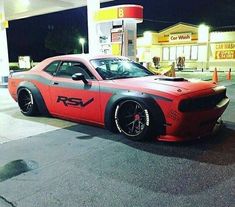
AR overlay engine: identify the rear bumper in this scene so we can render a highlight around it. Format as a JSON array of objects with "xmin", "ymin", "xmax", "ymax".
[{"xmin": 157, "ymin": 97, "xmax": 229, "ymax": 142}]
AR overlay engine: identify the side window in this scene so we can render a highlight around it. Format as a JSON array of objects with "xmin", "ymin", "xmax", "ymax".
[
  {"xmin": 56, "ymin": 61, "xmax": 95, "ymax": 79},
  {"xmin": 44, "ymin": 61, "xmax": 59, "ymax": 75}
]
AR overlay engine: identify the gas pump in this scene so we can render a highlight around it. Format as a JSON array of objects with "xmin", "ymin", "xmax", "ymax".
[
  {"xmin": 94, "ymin": 5, "xmax": 143, "ymax": 60},
  {"xmin": 111, "ymin": 25, "xmax": 123, "ymax": 56}
]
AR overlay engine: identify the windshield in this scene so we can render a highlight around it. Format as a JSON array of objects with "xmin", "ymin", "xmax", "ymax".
[{"xmin": 90, "ymin": 58, "xmax": 154, "ymax": 80}]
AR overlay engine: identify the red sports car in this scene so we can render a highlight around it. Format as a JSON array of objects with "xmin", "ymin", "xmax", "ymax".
[{"xmin": 8, "ymin": 54, "xmax": 229, "ymax": 141}]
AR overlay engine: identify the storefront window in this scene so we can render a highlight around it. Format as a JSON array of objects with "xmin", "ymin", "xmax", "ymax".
[
  {"xmin": 163, "ymin": 45, "xmax": 198, "ymax": 61},
  {"xmin": 191, "ymin": 45, "xmax": 198, "ymax": 60},
  {"xmin": 184, "ymin": 45, "xmax": 191, "ymax": 60},
  {"xmin": 170, "ymin": 47, "xmax": 176, "ymax": 60},
  {"xmin": 163, "ymin": 47, "xmax": 169, "ymax": 60},
  {"xmin": 176, "ymin": 46, "xmax": 184, "ymax": 58}
]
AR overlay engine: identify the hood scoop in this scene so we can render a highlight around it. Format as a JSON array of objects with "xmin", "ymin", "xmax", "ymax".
[{"xmin": 155, "ymin": 77, "xmax": 188, "ymax": 82}]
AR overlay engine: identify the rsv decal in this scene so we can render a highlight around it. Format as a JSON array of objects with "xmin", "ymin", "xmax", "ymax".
[{"xmin": 57, "ymin": 96, "xmax": 94, "ymax": 107}]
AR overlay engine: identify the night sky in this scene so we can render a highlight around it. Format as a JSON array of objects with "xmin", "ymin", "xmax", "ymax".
[{"xmin": 7, "ymin": 0, "xmax": 235, "ymax": 62}]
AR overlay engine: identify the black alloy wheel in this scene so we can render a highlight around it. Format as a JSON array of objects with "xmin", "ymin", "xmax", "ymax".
[
  {"xmin": 115, "ymin": 100, "xmax": 151, "ymax": 141},
  {"xmin": 18, "ymin": 88, "xmax": 38, "ymax": 116}
]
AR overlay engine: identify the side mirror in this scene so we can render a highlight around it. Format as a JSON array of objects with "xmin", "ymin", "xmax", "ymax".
[{"xmin": 72, "ymin": 73, "xmax": 89, "ymax": 85}]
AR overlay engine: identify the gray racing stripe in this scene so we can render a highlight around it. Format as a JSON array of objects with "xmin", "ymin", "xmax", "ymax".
[{"xmin": 13, "ymin": 73, "xmax": 173, "ymax": 102}]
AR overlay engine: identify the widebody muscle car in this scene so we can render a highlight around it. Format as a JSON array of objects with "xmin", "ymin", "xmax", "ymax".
[{"xmin": 8, "ymin": 54, "xmax": 230, "ymax": 141}]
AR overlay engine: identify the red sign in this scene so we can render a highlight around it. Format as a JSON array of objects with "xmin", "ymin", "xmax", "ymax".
[
  {"xmin": 95, "ymin": 5, "xmax": 143, "ymax": 23},
  {"xmin": 117, "ymin": 6, "xmax": 143, "ymax": 20}
]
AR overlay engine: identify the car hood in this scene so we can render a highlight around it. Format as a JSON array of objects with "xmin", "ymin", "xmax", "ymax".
[{"xmin": 111, "ymin": 76, "xmax": 217, "ymax": 96}]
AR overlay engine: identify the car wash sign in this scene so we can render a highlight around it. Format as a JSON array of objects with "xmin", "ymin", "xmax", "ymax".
[
  {"xmin": 169, "ymin": 33, "xmax": 192, "ymax": 42},
  {"xmin": 215, "ymin": 43, "xmax": 235, "ymax": 59}
]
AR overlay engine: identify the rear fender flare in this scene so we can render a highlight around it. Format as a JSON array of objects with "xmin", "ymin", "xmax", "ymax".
[{"xmin": 17, "ymin": 81, "xmax": 50, "ymax": 116}]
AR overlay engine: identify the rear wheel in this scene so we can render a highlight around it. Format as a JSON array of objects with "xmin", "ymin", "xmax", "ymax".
[
  {"xmin": 18, "ymin": 88, "xmax": 38, "ymax": 116},
  {"xmin": 114, "ymin": 100, "xmax": 152, "ymax": 141}
]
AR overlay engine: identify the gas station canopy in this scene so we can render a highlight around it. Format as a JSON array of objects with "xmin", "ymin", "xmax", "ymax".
[{"xmin": 4, "ymin": 0, "xmax": 113, "ymax": 20}]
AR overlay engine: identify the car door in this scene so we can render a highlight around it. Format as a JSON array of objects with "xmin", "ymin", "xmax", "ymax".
[{"xmin": 49, "ymin": 61, "xmax": 102, "ymax": 124}]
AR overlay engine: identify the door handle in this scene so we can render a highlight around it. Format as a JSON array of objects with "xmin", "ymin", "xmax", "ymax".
[{"xmin": 52, "ymin": 82, "xmax": 59, "ymax": 85}]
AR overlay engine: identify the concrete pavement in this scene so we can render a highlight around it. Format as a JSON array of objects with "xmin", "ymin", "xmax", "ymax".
[
  {"xmin": 0, "ymin": 88, "xmax": 76, "ymax": 144},
  {"xmin": 175, "ymin": 69, "xmax": 234, "ymax": 82},
  {"xmin": 0, "ymin": 118, "xmax": 234, "ymax": 207}
]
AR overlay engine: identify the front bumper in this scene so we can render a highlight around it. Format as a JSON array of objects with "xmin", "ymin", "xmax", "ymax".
[{"xmin": 157, "ymin": 97, "xmax": 230, "ymax": 142}]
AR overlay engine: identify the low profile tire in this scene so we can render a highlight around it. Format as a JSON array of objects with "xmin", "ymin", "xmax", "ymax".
[
  {"xmin": 18, "ymin": 88, "xmax": 38, "ymax": 116},
  {"xmin": 114, "ymin": 100, "xmax": 153, "ymax": 141}
]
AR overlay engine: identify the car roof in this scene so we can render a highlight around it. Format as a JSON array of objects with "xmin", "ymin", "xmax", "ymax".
[
  {"xmin": 31, "ymin": 54, "xmax": 131, "ymax": 78},
  {"xmin": 44, "ymin": 54, "xmax": 129, "ymax": 62}
]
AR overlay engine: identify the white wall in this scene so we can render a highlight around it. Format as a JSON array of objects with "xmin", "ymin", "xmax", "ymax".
[
  {"xmin": 210, "ymin": 31, "xmax": 235, "ymax": 43},
  {"xmin": 0, "ymin": 0, "xmax": 9, "ymax": 84}
]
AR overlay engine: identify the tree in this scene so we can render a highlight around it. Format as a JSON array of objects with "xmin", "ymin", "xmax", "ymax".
[{"xmin": 45, "ymin": 25, "xmax": 82, "ymax": 54}]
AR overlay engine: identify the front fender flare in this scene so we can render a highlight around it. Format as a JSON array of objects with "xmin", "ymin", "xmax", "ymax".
[{"xmin": 104, "ymin": 91, "xmax": 165, "ymax": 135}]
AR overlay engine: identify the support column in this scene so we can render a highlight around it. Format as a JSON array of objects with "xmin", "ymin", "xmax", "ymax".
[
  {"xmin": 0, "ymin": 0, "xmax": 9, "ymax": 85},
  {"xmin": 87, "ymin": 0, "xmax": 100, "ymax": 55}
]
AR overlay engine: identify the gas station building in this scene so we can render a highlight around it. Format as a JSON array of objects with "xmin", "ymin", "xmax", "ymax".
[{"xmin": 137, "ymin": 22, "xmax": 235, "ymax": 71}]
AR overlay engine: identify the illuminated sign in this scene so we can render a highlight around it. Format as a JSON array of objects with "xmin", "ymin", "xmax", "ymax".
[
  {"xmin": 169, "ymin": 33, "xmax": 192, "ymax": 42},
  {"xmin": 0, "ymin": 13, "xmax": 9, "ymax": 29},
  {"xmin": 111, "ymin": 28, "xmax": 123, "ymax": 43},
  {"xmin": 215, "ymin": 43, "xmax": 235, "ymax": 59},
  {"xmin": 215, "ymin": 43, "xmax": 235, "ymax": 50},
  {"xmin": 94, "ymin": 5, "xmax": 143, "ymax": 23},
  {"xmin": 215, "ymin": 51, "xmax": 235, "ymax": 59},
  {"xmin": 18, "ymin": 56, "xmax": 31, "ymax": 69}
]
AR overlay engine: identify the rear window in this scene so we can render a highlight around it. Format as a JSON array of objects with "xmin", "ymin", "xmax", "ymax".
[{"xmin": 44, "ymin": 61, "xmax": 60, "ymax": 75}]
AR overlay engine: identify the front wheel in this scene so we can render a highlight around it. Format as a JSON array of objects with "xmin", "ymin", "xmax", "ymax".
[
  {"xmin": 114, "ymin": 100, "xmax": 152, "ymax": 141},
  {"xmin": 18, "ymin": 88, "xmax": 38, "ymax": 116}
]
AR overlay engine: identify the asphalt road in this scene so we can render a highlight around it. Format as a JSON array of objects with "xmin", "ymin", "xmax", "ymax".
[{"xmin": 0, "ymin": 83, "xmax": 234, "ymax": 207}]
